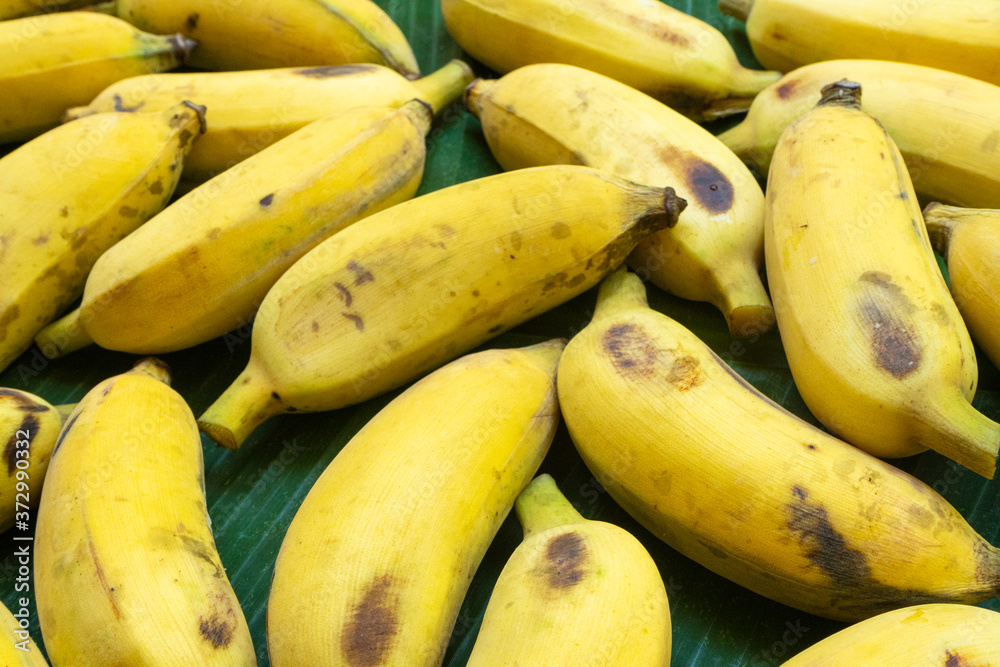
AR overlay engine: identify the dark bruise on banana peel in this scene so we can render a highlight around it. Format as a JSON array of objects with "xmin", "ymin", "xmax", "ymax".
[
  {"xmin": 543, "ymin": 532, "xmax": 588, "ymax": 589},
  {"xmin": 341, "ymin": 574, "xmax": 399, "ymax": 667}
]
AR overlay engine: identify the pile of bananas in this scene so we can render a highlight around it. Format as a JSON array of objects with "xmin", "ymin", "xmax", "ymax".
[{"xmin": 1, "ymin": 0, "xmax": 999, "ymax": 664}]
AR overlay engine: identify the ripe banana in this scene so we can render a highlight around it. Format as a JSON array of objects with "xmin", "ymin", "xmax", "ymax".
[
  {"xmin": 716, "ymin": 59, "xmax": 1000, "ymax": 209},
  {"xmin": 1, "ymin": 0, "xmax": 91, "ymax": 20},
  {"xmin": 466, "ymin": 474, "xmax": 671, "ymax": 666},
  {"xmin": 441, "ymin": 0, "xmax": 781, "ymax": 120},
  {"xmin": 267, "ymin": 341, "xmax": 562, "ymax": 666},
  {"xmin": 720, "ymin": 0, "xmax": 1000, "ymax": 85},
  {"xmin": 764, "ymin": 81, "xmax": 1000, "ymax": 477},
  {"xmin": 115, "ymin": 0, "xmax": 419, "ymax": 75},
  {"xmin": 557, "ymin": 266, "xmax": 1000, "ymax": 621},
  {"xmin": 0, "ymin": 103, "xmax": 204, "ymax": 374},
  {"xmin": 782, "ymin": 603, "xmax": 1000, "ymax": 665},
  {"xmin": 34, "ymin": 101, "xmax": 433, "ymax": 358},
  {"xmin": 925, "ymin": 204, "xmax": 1000, "ymax": 372},
  {"xmin": 197, "ymin": 165, "xmax": 686, "ymax": 449},
  {"xmin": 0, "ymin": 11, "xmax": 194, "ymax": 144},
  {"xmin": 465, "ymin": 63, "xmax": 773, "ymax": 337},
  {"xmin": 35, "ymin": 358, "xmax": 256, "ymax": 665},
  {"xmin": 63, "ymin": 60, "xmax": 472, "ymax": 183},
  {"xmin": 1, "ymin": 597, "xmax": 47, "ymax": 666}
]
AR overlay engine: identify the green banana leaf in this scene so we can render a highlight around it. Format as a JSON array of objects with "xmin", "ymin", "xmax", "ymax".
[{"xmin": 2, "ymin": 1, "xmax": 998, "ymax": 665}]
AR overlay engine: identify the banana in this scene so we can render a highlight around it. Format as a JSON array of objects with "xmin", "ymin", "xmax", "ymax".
[
  {"xmin": 1, "ymin": 0, "xmax": 92, "ymax": 20},
  {"xmin": 782, "ymin": 604, "xmax": 1000, "ymax": 665},
  {"xmin": 0, "ymin": 102, "xmax": 204, "ymax": 374},
  {"xmin": 63, "ymin": 59, "xmax": 473, "ymax": 183},
  {"xmin": 0, "ymin": 599, "xmax": 47, "ymax": 666},
  {"xmin": 466, "ymin": 474, "xmax": 671, "ymax": 666},
  {"xmin": 0, "ymin": 12, "xmax": 194, "ymax": 144},
  {"xmin": 719, "ymin": 0, "xmax": 1000, "ymax": 85},
  {"xmin": 924, "ymin": 204, "xmax": 1000, "ymax": 372},
  {"xmin": 197, "ymin": 165, "xmax": 686, "ymax": 449},
  {"xmin": 716, "ymin": 59, "xmax": 1000, "ymax": 209},
  {"xmin": 557, "ymin": 266, "xmax": 1000, "ymax": 621},
  {"xmin": 465, "ymin": 63, "xmax": 773, "ymax": 338},
  {"xmin": 764, "ymin": 81, "xmax": 1000, "ymax": 476},
  {"xmin": 115, "ymin": 0, "xmax": 419, "ymax": 75},
  {"xmin": 267, "ymin": 340, "xmax": 562, "ymax": 666},
  {"xmin": 441, "ymin": 0, "xmax": 780, "ymax": 120},
  {"xmin": 35, "ymin": 358, "xmax": 256, "ymax": 665},
  {"xmin": 34, "ymin": 100, "xmax": 434, "ymax": 358}
]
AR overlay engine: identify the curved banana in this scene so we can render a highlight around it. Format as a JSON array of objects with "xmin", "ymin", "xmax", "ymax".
[
  {"xmin": 267, "ymin": 341, "xmax": 562, "ymax": 666},
  {"xmin": 465, "ymin": 63, "xmax": 772, "ymax": 337},
  {"xmin": 35, "ymin": 358, "xmax": 256, "ymax": 665},
  {"xmin": 557, "ymin": 267, "xmax": 1000, "ymax": 621},
  {"xmin": 0, "ymin": 103, "xmax": 204, "ymax": 374},
  {"xmin": 764, "ymin": 81, "xmax": 1000, "ymax": 476},
  {"xmin": 720, "ymin": 0, "xmax": 1000, "ymax": 85},
  {"xmin": 783, "ymin": 604, "xmax": 1000, "ymax": 665},
  {"xmin": 0, "ymin": 0, "xmax": 92, "ymax": 20},
  {"xmin": 924, "ymin": 204, "xmax": 1000, "ymax": 372},
  {"xmin": 441, "ymin": 0, "xmax": 780, "ymax": 120},
  {"xmin": 467, "ymin": 474, "xmax": 671, "ymax": 666},
  {"xmin": 115, "ymin": 0, "xmax": 418, "ymax": 75},
  {"xmin": 0, "ymin": 11, "xmax": 194, "ymax": 144},
  {"xmin": 63, "ymin": 60, "xmax": 472, "ymax": 182},
  {"xmin": 34, "ymin": 101, "xmax": 433, "ymax": 358},
  {"xmin": 197, "ymin": 165, "xmax": 686, "ymax": 449},
  {"xmin": 716, "ymin": 59, "xmax": 1000, "ymax": 209},
  {"xmin": 0, "ymin": 590, "xmax": 47, "ymax": 666}
]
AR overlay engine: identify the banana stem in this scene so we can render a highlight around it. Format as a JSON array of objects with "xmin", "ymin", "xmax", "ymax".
[
  {"xmin": 726, "ymin": 67, "xmax": 783, "ymax": 100},
  {"xmin": 197, "ymin": 362, "xmax": 284, "ymax": 450},
  {"xmin": 593, "ymin": 266, "xmax": 650, "ymax": 320},
  {"xmin": 462, "ymin": 78, "xmax": 494, "ymax": 116},
  {"xmin": 515, "ymin": 474, "xmax": 586, "ymax": 538},
  {"xmin": 718, "ymin": 0, "xmax": 753, "ymax": 22},
  {"xmin": 712, "ymin": 262, "xmax": 776, "ymax": 338},
  {"xmin": 412, "ymin": 59, "xmax": 475, "ymax": 114},
  {"xmin": 128, "ymin": 357, "xmax": 172, "ymax": 385},
  {"xmin": 923, "ymin": 203, "xmax": 975, "ymax": 257},
  {"xmin": 716, "ymin": 121, "xmax": 770, "ymax": 174},
  {"xmin": 34, "ymin": 308, "xmax": 94, "ymax": 359},
  {"xmin": 917, "ymin": 390, "xmax": 1000, "ymax": 479}
]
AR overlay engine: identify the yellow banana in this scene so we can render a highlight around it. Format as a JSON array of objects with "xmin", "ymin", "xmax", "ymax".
[
  {"xmin": 716, "ymin": 59, "xmax": 1000, "ymax": 209},
  {"xmin": 764, "ymin": 81, "xmax": 1000, "ymax": 477},
  {"xmin": 0, "ymin": 103, "xmax": 204, "ymax": 374},
  {"xmin": 783, "ymin": 604, "xmax": 1000, "ymax": 665},
  {"xmin": 63, "ymin": 60, "xmax": 473, "ymax": 183},
  {"xmin": 924, "ymin": 204, "xmax": 1000, "ymax": 372},
  {"xmin": 557, "ymin": 266, "xmax": 1000, "ymax": 621},
  {"xmin": 0, "ymin": 11, "xmax": 194, "ymax": 144},
  {"xmin": 0, "ymin": 591, "xmax": 47, "ymax": 666},
  {"xmin": 465, "ymin": 63, "xmax": 773, "ymax": 337},
  {"xmin": 466, "ymin": 474, "xmax": 671, "ymax": 667},
  {"xmin": 441, "ymin": 0, "xmax": 780, "ymax": 120},
  {"xmin": 720, "ymin": 0, "xmax": 1000, "ymax": 85},
  {"xmin": 35, "ymin": 358, "xmax": 256, "ymax": 666},
  {"xmin": 0, "ymin": 0, "xmax": 92, "ymax": 20},
  {"xmin": 34, "ymin": 101, "xmax": 433, "ymax": 358},
  {"xmin": 115, "ymin": 0, "xmax": 418, "ymax": 75},
  {"xmin": 267, "ymin": 341, "xmax": 562, "ymax": 666}
]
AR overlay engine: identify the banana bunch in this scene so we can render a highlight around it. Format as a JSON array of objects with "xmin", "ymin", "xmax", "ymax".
[
  {"xmin": 0, "ymin": 0, "xmax": 90, "ymax": 20},
  {"xmin": 0, "ymin": 599, "xmax": 47, "ymax": 666},
  {"xmin": 765, "ymin": 81, "xmax": 1000, "ymax": 477},
  {"xmin": 197, "ymin": 165, "xmax": 686, "ymax": 449},
  {"xmin": 34, "ymin": 100, "xmax": 434, "ymax": 358},
  {"xmin": 35, "ymin": 358, "xmax": 256, "ymax": 666},
  {"xmin": 442, "ymin": 0, "xmax": 780, "ymax": 119},
  {"xmin": 64, "ymin": 59, "xmax": 472, "ymax": 182},
  {"xmin": 720, "ymin": 0, "xmax": 1000, "ymax": 85},
  {"xmin": 267, "ymin": 341, "xmax": 562, "ymax": 666},
  {"xmin": 0, "ymin": 103, "xmax": 204, "ymax": 374},
  {"xmin": 717, "ymin": 59, "xmax": 1000, "ymax": 208},
  {"xmin": 465, "ymin": 63, "xmax": 773, "ymax": 337},
  {"xmin": 0, "ymin": 11, "xmax": 194, "ymax": 144},
  {"xmin": 466, "ymin": 474, "xmax": 671, "ymax": 666},
  {"xmin": 557, "ymin": 267, "xmax": 1000, "ymax": 621}
]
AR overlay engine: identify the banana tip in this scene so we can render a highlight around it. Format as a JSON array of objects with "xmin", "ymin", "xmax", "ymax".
[
  {"xmin": 664, "ymin": 187, "xmax": 688, "ymax": 227},
  {"xmin": 181, "ymin": 100, "xmax": 208, "ymax": 134},
  {"xmin": 728, "ymin": 305, "xmax": 777, "ymax": 338},
  {"xmin": 197, "ymin": 420, "xmax": 239, "ymax": 450},
  {"xmin": 170, "ymin": 33, "xmax": 199, "ymax": 62}
]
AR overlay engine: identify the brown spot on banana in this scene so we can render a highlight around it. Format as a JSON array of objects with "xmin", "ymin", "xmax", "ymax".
[
  {"xmin": 341, "ymin": 575, "xmax": 399, "ymax": 666},
  {"xmin": 119, "ymin": 206, "xmax": 139, "ymax": 218},
  {"xmin": 59, "ymin": 207, "xmax": 69, "ymax": 217},
  {"xmin": 4, "ymin": 415, "xmax": 38, "ymax": 475},
  {"xmin": 666, "ymin": 354, "xmax": 703, "ymax": 391},
  {"xmin": 0, "ymin": 304, "xmax": 20, "ymax": 343},
  {"xmin": 185, "ymin": 12, "xmax": 199, "ymax": 30},
  {"xmin": 334, "ymin": 283, "xmax": 353, "ymax": 307},
  {"xmin": 551, "ymin": 222, "xmax": 572, "ymax": 239},
  {"xmin": 602, "ymin": 323, "xmax": 658, "ymax": 377},
  {"xmin": 347, "ymin": 260, "xmax": 374, "ymax": 286},
  {"xmin": 148, "ymin": 180, "xmax": 163, "ymax": 195},
  {"xmin": 88, "ymin": 536, "xmax": 122, "ymax": 620},
  {"xmin": 259, "ymin": 193, "xmax": 274, "ymax": 207},
  {"xmin": 342, "ymin": 313, "xmax": 364, "ymax": 331},
  {"xmin": 776, "ymin": 79, "xmax": 798, "ymax": 99},
  {"xmin": 857, "ymin": 272, "xmax": 923, "ymax": 379},
  {"xmin": 686, "ymin": 159, "xmax": 735, "ymax": 213},
  {"xmin": 786, "ymin": 485, "xmax": 873, "ymax": 589},
  {"xmin": 199, "ymin": 612, "xmax": 235, "ymax": 648},
  {"xmin": 296, "ymin": 64, "xmax": 380, "ymax": 79},
  {"xmin": 544, "ymin": 532, "xmax": 587, "ymax": 588},
  {"xmin": 946, "ymin": 651, "xmax": 969, "ymax": 666}
]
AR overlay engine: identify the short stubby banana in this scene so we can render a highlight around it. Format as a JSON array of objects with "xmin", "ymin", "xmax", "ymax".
[
  {"xmin": 466, "ymin": 63, "xmax": 773, "ymax": 338},
  {"xmin": 0, "ymin": 599, "xmax": 47, "ymax": 666},
  {"xmin": 0, "ymin": 0, "xmax": 92, "ymax": 20},
  {"xmin": 267, "ymin": 341, "xmax": 562, "ymax": 666},
  {"xmin": 720, "ymin": 0, "xmax": 1000, "ymax": 85},
  {"xmin": 0, "ymin": 11, "xmax": 194, "ymax": 144},
  {"xmin": 115, "ymin": 0, "xmax": 418, "ymax": 75},
  {"xmin": 34, "ymin": 358, "xmax": 256, "ymax": 666},
  {"xmin": 765, "ymin": 81, "xmax": 1000, "ymax": 477},
  {"xmin": 34, "ymin": 101, "xmax": 433, "ymax": 359},
  {"xmin": 197, "ymin": 165, "xmax": 686, "ymax": 449},
  {"xmin": 716, "ymin": 59, "xmax": 1000, "ymax": 209},
  {"xmin": 0, "ymin": 103, "xmax": 204, "ymax": 374},
  {"xmin": 925, "ymin": 204, "xmax": 1000, "ymax": 372},
  {"xmin": 783, "ymin": 604, "xmax": 1000, "ymax": 665},
  {"xmin": 557, "ymin": 267, "xmax": 1000, "ymax": 621},
  {"xmin": 441, "ymin": 0, "xmax": 780, "ymax": 120},
  {"xmin": 466, "ymin": 474, "xmax": 671, "ymax": 666},
  {"xmin": 64, "ymin": 60, "xmax": 472, "ymax": 182}
]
